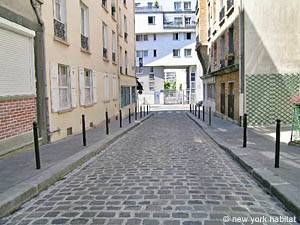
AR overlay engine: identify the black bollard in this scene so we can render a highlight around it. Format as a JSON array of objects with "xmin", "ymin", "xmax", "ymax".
[
  {"xmin": 82, "ymin": 114, "xmax": 87, "ymax": 146},
  {"xmin": 243, "ymin": 113, "xmax": 247, "ymax": 148},
  {"xmin": 275, "ymin": 119, "xmax": 281, "ymax": 168},
  {"xmin": 119, "ymin": 110, "xmax": 122, "ymax": 128},
  {"xmin": 202, "ymin": 106, "xmax": 205, "ymax": 122},
  {"xmin": 198, "ymin": 106, "xmax": 200, "ymax": 119},
  {"xmin": 190, "ymin": 104, "xmax": 192, "ymax": 113},
  {"xmin": 106, "ymin": 111, "xmax": 109, "ymax": 135},
  {"xmin": 144, "ymin": 106, "xmax": 146, "ymax": 117},
  {"xmin": 194, "ymin": 105, "xmax": 197, "ymax": 116},
  {"xmin": 33, "ymin": 122, "xmax": 41, "ymax": 169},
  {"xmin": 147, "ymin": 105, "xmax": 149, "ymax": 115},
  {"xmin": 135, "ymin": 106, "xmax": 137, "ymax": 120},
  {"xmin": 129, "ymin": 108, "xmax": 131, "ymax": 124},
  {"xmin": 209, "ymin": 107, "xmax": 212, "ymax": 126},
  {"xmin": 140, "ymin": 106, "xmax": 142, "ymax": 118}
]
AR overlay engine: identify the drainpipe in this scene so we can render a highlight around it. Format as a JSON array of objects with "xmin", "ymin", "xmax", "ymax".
[
  {"xmin": 239, "ymin": 0, "xmax": 245, "ymax": 116},
  {"xmin": 30, "ymin": 0, "xmax": 50, "ymax": 143}
]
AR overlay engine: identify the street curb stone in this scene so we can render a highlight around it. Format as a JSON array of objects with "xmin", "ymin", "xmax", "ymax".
[
  {"xmin": 186, "ymin": 112, "xmax": 300, "ymax": 221},
  {"xmin": 0, "ymin": 114, "xmax": 153, "ymax": 218}
]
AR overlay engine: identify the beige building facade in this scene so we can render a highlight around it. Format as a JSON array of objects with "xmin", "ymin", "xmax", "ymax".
[{"xmin": 42, "ymin": 0, "xmax": 136, "ymax": 142}]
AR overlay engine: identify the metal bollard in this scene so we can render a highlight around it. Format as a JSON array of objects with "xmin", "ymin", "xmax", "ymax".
[
  {"xmin": 140, "ymin": 106, "xmax": 142, "ymax": 118},
  {"xmin": 243, "ymin": 113, "xmax": 247, "ymax": 148},
  {"xmin": 33, "ymin": 122, "xmax": 41, "ymax": 169},
  {"xmin": 135, "ymin": 106, "xmax": 137, "ymax": 120},
  {"xmin": 194, "ymin": 105, "xmax": 197, "ymax": 116},
  {"xmin": 202, "ymin": 106, "xmax": 205, "ymax": 122},
  {"xmin": 144, "ymin": 106, "xmax": 146, "ymax": 117},
  {"xmin": 190, "ymin": 104, "xmax": 192, "ymax": 113},
  {"xmin": 129, "ymin": 108, "xmax": 131, "ymax": 124},
  {"xmin": 275, "ymin": 119, "xmax": 281, "ymax": 168},
  {"xmin": 209, "ymin": 107, "xmax": 212, "ymax": 126},
  {"xmin": 198, "ymin": 106, "xmax": 200, "ymax": 119},
  {"xmin": 106, "ymin": 111, "xmax": 109, "ymax": 135},
  {"xmin": 119, "ymin": 110, "xmax": 122, "ymax": 128},
  {"xmin": 82, "ymin": 114, "xmax": 87, "ymax": 146}
]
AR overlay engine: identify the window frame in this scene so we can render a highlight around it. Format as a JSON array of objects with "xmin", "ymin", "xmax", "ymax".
[{"xmin": 58, "ymin": 64, "xmax": 71, "ymax": 110}]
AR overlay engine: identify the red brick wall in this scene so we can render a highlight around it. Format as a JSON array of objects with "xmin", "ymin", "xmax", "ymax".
[{"xmin": 0, "ymin": 97, "xmax": 36, "ymax": 140}]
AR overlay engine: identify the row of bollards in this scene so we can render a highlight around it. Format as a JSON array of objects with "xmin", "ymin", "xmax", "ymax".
[
  {"xmin": 32, "ymin": 105, "xmax": 150, "ymax": 170},
  {"xmin": 190, "ymin": 104, "xmax": 281, "ymax": 168}
]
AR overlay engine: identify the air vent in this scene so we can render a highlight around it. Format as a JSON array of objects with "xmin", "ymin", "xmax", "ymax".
[
  {"xmin": 67, "ymin": 127, "xmax": 72, "ymax": 136},
  {"xmin": 90, "ymin": 122, "xmax": 94, "ymax": 128}
]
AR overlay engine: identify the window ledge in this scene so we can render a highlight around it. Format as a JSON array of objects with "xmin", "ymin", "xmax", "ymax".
[
  {"xmin": 103, "ymin": 57, "xmax": 109, "ymax": 62},
  {"xmin": 112, "ymin": 61, "xmax": 117, "ymax": 65},
  {"xmin": 82, "ymin": 103, "xmax": 96, "ymax": 108},
  {"xmin": 81, "ymin": 48, "xmax": 92, "ymax": 55},
  {"xmin": 54, "ymin": 36, "xmax": 70, "ymax": 46},
  {"xmin": 57, "ymin": 107, "xmax": 74, "ymax": 114}
]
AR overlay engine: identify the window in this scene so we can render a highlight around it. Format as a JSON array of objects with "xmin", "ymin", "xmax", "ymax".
[
  {"xmin": 119, "ymin": 8, "xmax": 122, "ymax": 35},
  {"xmin": 184, "ymin": 2, "xmax": 191, "ymax": 10},
  {"xmin": 58, "ymin": 64, "xmax": 71, "ymax": 110},
  {"xmin": 207, "ymin": 83, "xmax": 215, "ymax": 99},
  {"xmin": 104, "ymin": 75, "xmax": 110, "ymax": 101},
  {"xmin": 173, "ymin": 33, "xmax": 179, "ymax": 40},
  {"xmin": 53, "ymin": 0, "xmax": 67, "ymax": 40},
  {"xmin": 120, "ymin": 46, "xmax": 123, "ymax": 73},
  {"xmin": 102, "ymin": 0, "xmax": 107, "ymax": 9},
  {"xmin": 147, "ymin": 2, "xmax": 153, "ymax": 8},
  {"xmin": 173, "ymin": 49, "xmax": 180, "ymax": 57},
  {"xmin": 80, "ymin": 2, "xmax": 89, "ymax": 50},
  {"xmin": 149, "ymin": 74, "xmax": 155, "ymax": 80},
  {"xmin": 136, "ymin": 34, "xmax": 143, "ymax": 41},
  {"xmin": 185, "ymin": 17, "xmax": 191, "ymax": 25},
  {"xmin": 131, "ymin": 87, "xmax": 136, "ymax": 103},
  {"xmin": 150, "ymin": 67, "xmax": 154, "ymax": 73},
  {"xmin": 111, "ymin": 0, "xmax": 116, "ymax": 17},
  {"xmin": 143, "ymin": 50, "xmax": 148, "ymax": 57},
  {"xmin": 149, "ymin": 82, "xmax": 155, "ymax": 91},
  {"xmin": 84, "ymin": 69, "xmax": 93, "ymax": 105},
  {"xmin": 112, "ymin": 31, "xmax": 116, "ymax": 62},
  {"xmin": 136, "ymin": 50, "xmax": 143, "ymax": 58},
  {"xmin": 123, "ymin": 0, "xmax": 127, "ymax": 6},
  {"xmin": 186, "ymin": 32, "xmax": 191, "ymax": 40},
  {"xmin": 228, "ymin": 27, "xmax": 234, "ymax": 53},
  {"xmin": 153, "ymin": 34, "xmax": 156, "ymax": 41},
  {"xmin": 125, "ymin": 51, "xmax": 128, "ymax": 74},
  {"xmin": 124, "ymin": 15, "xmax": 128, "ymax": 41},
  {"xmin": 143, "ymin": 35, "xmax": 148, "ymax": 41},
  {"xmin": 148, "ymin": 16, "xmax": 155, "ymax": 25},
  {"xmin": 102, "ymin": 22, "xmax": 108, "ymax": 59},
  {"xmin": 153, "ymin": 49, "xmax": 157, "ymax": 57},
  {"xmin": 174, "ymin": 2, "xmax": 182, "ymax": 11},
  {"xmin": 191, "ymin": 73, "xmax": 195, "ymax": 81},
  {"xmin": 184, "ymin": 49, "xmax": 192, "ymax": 57},
  {"xmin": 121, "ymin": 86, "xmax": 131, "ymax": 107},
  {"xmin": 174, "ymin": 17, "xmax": 183, "ymax": 25}
]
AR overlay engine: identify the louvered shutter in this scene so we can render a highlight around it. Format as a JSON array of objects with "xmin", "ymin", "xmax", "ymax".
[
  {"xmin": 50, "ymin": 62, "xmax": 59, "ymax": 112},
  {"xmin": 92, "ymin": 70, "xmax": 97, "ymax": 103},
  {"xmin": 79, "ymin": 66, "xmax": 85, "ymax": 106},
  {"xmin": 70, "ymin": 67, "xmax": 77, "ymax": 108}
]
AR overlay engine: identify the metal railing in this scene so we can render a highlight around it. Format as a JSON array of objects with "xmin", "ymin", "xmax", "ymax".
[
  {"xmin": 163, "ymin": 22, "xmax": 196, "ymax": 29},
  {"xmin": 81, "ymin": 34, "xmax": 89, "ymax": 50},
  {"xmin": 227, "ymin": 0, "xmax": 234, "ymax": 11},
  {"xmin": 135, "ymin": 5, "xmax": 162, "ymax": 12},
  {"xmin": 54, "ymin": 19, "xmax": 66, "ymax": 40}
]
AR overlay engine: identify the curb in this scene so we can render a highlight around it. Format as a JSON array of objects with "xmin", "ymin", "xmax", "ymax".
[
  {"xmin": 186, "ymin": 112, "xmax": 300, "ymax": 221},
  {"xmin": 0, "ymin": 114, "xmax": 153, "ymax": 218}
]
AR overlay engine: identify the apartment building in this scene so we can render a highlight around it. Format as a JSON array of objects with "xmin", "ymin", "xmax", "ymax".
[
  {"xmin": 43, "ymin": 0, "xmax": 136, "ymax": 142},
  {"xmin": 135, "ymin": 0, "xmax": 203, "ymax": 105},
  {"xmin": 196, "ymin": 0, "xmax": 300, "ymax": 126},
  {"xmin": 0, "ymin": 0, "xmax": 45, "ymax": 155}
]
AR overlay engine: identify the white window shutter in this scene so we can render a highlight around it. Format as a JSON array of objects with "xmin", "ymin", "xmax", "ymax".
[
  {"xmin": 50, "ymin": 62, "xmax": 59, "ymax": 112},
  {"xmin": 70, "ymin": 67, "xmax": 77, "ymax": 108},
  {"xmin": 92, "ymin": 70, "xmax": 97, "ymax": 104},
  {"xmin": 79, "ymin": 66, "xmax": 85, "ymax": 106}
]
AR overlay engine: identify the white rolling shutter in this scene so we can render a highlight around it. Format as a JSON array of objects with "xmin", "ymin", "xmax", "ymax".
[
  {"xmin": 50, "ymin": 62, "xmax": 59, "ymax": 112},
  {"xmin": 79, "ymin": 66, "xmax": 85, "ymax": 106},
  {"xmin": 92, "ymin": 70, "xmax": 97, "ymax": 104},
  {"xmin": 70, "ymin": 67, "xmax": 77, "ymax": 108}
]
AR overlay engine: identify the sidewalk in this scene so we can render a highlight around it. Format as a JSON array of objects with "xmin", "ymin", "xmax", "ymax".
[
  {"xmin": 187, "ymin": 111, "xmax": 300, "ymax": 221},
  {"xmin": 0, "ymin": 112, "xmax": 152, "ymax": 218}
]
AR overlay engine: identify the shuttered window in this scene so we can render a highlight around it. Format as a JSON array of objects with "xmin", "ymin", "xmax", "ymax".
[{"xmin": 58, "ymin": 64, "xmax": 71, "ymax": 110}]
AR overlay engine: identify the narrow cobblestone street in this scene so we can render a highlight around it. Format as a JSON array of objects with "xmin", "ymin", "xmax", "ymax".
[{"xmin": 1, "ymin": 111, "xmax": 298, "ymax": 225}]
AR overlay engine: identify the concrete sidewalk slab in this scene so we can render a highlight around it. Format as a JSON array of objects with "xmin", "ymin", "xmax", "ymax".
[
  {"xmin": 186, "ymin": 112, "xmax": 300, "ymax": 221},
  {"xmin": 0, "ymin": 114, "xmax": 153, "ymax": 218}
]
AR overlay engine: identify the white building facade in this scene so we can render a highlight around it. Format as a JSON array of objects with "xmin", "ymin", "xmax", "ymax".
[{"xmin": 135, "ymin": 0, "xmax": 203, "ymax": 105}]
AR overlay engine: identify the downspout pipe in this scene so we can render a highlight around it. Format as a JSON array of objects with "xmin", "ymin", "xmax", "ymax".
[{"xmin": 30, "ymin": 0, "xmax": 50, "ymax": 143}]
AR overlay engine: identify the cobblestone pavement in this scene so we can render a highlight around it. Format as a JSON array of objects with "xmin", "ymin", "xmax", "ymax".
[{"xmin": 1, "ymin": 111, "xmax": 298, "ymax": 225}]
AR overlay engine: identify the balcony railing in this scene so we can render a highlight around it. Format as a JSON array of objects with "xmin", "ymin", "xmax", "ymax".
[
  {"xmin": 135, "ymin": 5, "xmax": 162, "ymax": 12},
  {"xmin": 219, "ymin": 6, "xmax": 225, "ymax": 23},
  {"xmin": 54, "ymin": 19, "xmax": 66, "ymax": 40},
  {"xmin": 163, "ymin": 22, "xmax": 196, "ymax": 29},
  {"xmin": 227, "ymin": 0, "xmax": 234, "ymax": 11},
  {"xmin": 103, "ymin": 48, "xmax": 108, "ymax": 59},
  {"xmin": 81, "ymin": 34, "xmax": 89, "ymax": 50}
]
